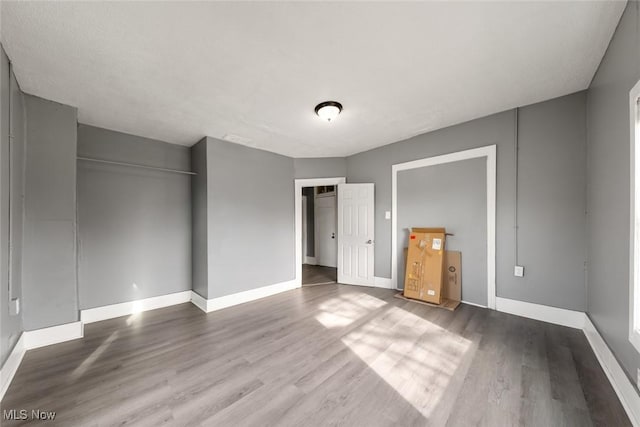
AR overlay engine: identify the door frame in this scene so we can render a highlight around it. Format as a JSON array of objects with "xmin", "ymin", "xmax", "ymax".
[
  {"xmin": 295, "ymin": 177, "xmax": 346, "ymax": 287},
  {"xmin": 391, "ymin": 145, "xmax": 497, "ymax": 309}
]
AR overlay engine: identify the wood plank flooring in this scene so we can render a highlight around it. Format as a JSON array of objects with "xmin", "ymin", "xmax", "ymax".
[
  {"xmin": 1, "ymin": 284, "xmax": 630, "ymax": 426},
  {"xmin": 302, "ymin": 264, "xmax": 337, "ymax": 286}
]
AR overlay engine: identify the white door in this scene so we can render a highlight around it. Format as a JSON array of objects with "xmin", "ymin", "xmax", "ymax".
[
  {"xmin": 315, "ymin": 195, "xmax": 337, "ymax": 268},
  {"xmin": 338, "ymin": 183, "xmax": 374, "ymax": 286}
]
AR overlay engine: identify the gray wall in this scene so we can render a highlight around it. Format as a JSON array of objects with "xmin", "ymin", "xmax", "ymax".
[
  {"xmin": 294, "ymin": 157, "xmax": 347, "ymax": 179},
  {"xmin": 586, "ymin": 1, "xmax": 640, "ymax": 383},
  {"xmin": 196, "ymin": 137, "xmax": 295, "ymax": 298},
  {"xmin": 347, "ymin": 91, "xmax": 588, "ymax": 311},
  {"xmin": 397, "ymin": 158, "xmax": 487, "ymax": 306},
  {"xmin": 302, "ymin": 187, "xmax": 315, "ymax": 258},
  {"xmin": 22, "ymin": 94, "xmax": 78, "ymax": 330},
  {"xmin": 191, "ymin": 138, "xmax": 209, "ymax": 299},
  {"xmin": 0, "ymin": 46, "xmax": 24, "ymax": 365},
  {"xmin": 77, "ymin": 125, "xmax": 192, "ymax": 309}
]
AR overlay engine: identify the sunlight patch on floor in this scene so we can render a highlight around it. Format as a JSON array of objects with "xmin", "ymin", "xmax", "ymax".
[
  {"xmin": 315, "ymin": 292, "xmax": 387, "ymax": 328},
  {"xmin": 340, "ymin": 305, "xmax": 471, "ymax": 418},
  {"xmin": 68, "ymin": 330, "xmax": 120, "ymax": 381}
]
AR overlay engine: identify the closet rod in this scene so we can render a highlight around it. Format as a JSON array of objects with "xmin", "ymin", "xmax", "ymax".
[{"xmin": 77, "ymin": 156, "xmax": 197, "ymax": 175}]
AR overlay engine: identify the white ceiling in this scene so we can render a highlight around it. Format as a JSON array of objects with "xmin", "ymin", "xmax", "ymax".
[{"xmin": 1, "ymin": 1, "xmax": 626, "ymax": 157}]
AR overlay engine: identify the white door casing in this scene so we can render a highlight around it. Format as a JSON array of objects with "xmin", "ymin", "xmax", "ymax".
[
  {"xmin": 391, "ymin": 145, "xmax": 496, "ymax": 308},
  {"xmin": 295, "ymin": 178, "xmax": 346, "ymax": 287},
  {"xmin": 338, "ymin": 183, "xmax": 375, "ymax": 286}
]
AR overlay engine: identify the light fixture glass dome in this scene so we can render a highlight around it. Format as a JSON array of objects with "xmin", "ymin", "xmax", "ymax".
[{"xmin": 315, "ymin": 101, "xmax": 342, "ymax": 122}]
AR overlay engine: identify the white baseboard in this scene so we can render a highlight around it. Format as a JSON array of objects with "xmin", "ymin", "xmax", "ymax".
[
  {"xmin": 584, "ymin": 316, "xmax": 640, "ymax": 426},
  {"xmin": 304, "ymin": 256, "xmax": 317, "ymax": 265},
  {"xmin": 495, "ymin": 297, "xmax": 585, "ymax": 329},
  {"xmin": 191, "ymin": 279, "xmax": 299, "ymax": 313},
  {"xmin": 81, "ymin": 290, "xmax": 192, "ymax": 324},
  {"xmin": 373, "ymin": 276, "xmax": 393, "ymax": 289},
  {"xmin": 0, "ymin": 334, "xmax": 25, "ymax": 401},
  {"xmin": 190, "ymin": 291, "xmax": 208, "ymax": 313},
  {"xmin": 24, "ymin": 321, "xmax": 83, "ymax": 350}
]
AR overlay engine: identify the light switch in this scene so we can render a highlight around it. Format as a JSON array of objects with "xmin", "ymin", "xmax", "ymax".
[{"xmin": 385, "ymin": 211, "xmax": 391, "ymax": 220}]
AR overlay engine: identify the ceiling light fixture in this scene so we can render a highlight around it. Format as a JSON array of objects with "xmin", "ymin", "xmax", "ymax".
[{"xmin": 315, "ymin": 101, "xmax": 342, "ymax": 122}]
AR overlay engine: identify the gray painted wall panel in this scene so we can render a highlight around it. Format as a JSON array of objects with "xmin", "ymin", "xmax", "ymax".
[
  {"xmin": 586, "ymin": 1, "xmax": 640, "ymax": 382},
  {"xmin": 397, "ymin": 158, "xmax": 487, "ymax": 306},
  {"xmin": 294, "ymin": 157, "xmax": 347, "ymax": 179},
  {"xmin": 191, "ymin": 138, "xmax": 208, "ymax": 299},
  {"xmin": 77, "ymin": 125, "xmax": 191, "ymax": 308},
  {"xmin": 77, "ymin": 125, "xmax": 190, "ymax": 171},
  {"xmin": 518, "ymin": 94, "xmax": 587, "ymax": 311},
  {"xmin": 9, "ymin": 69, "xmax": 25, "ymax": 312},
  {"xmin": 206, "ymin": 137, "xmax": 295, "ymax": 298},
  {"xmin": 0, "ymin": 46, "xmax": 24, "ymax": 365},
  {"xmin": 347, "ymin": 91, "xmax": 587, "ymax": 311},
  {"xmin": 22, "ymin": 94, "xmax": 78, "ymax": 330}
]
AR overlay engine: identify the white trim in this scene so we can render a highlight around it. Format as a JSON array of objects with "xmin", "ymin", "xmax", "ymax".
[
  {"xmin": 190, "ymin": 291, "xmax": 208, "ymax": 313},
  {"xmin": 80, "ymin": 291, "xmax": 192, "ymax": 324},
  {"xmin": 391, "ymin": 145, "xmax": 497, "ymax": 309},
  {"xmin": 495, "ymin": 297, "xmax": 585, "ymax": 329},
  {"xmin": 304, "ymin": 256, "xmax": 317, "ymax": 265},
  {"xmin": 0, "ymin": 334, "xmax": 25, "ymax": 401},
  {"xmin": 373, "ymin": 276, "xmax": 393, "ymax": 289},
  {"xmin": 630, "ymin": 78, "xmax": 640, "ymax": 354},
  {"xmin": 24, "ymin": 321, "xmax": 84, "ymax": 350},
  {"xmin": 295, "ymin": 177, "xmax": 346, "ymax": 288},
  {"xmin": 585, "ymin": 316, "xmax": 640, "ymax": 426},
  {"xmin": 191, "ymin": 279, "xmax": 298, "ymax": 313}
]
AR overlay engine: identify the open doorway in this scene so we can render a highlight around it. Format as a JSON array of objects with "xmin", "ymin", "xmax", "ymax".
[
  {"xmin": 301, "ymin": 185, "xmax": 338, "ymax": 286},
  {"xmin": 295, "ymin": 177, "xmax": 377, "ymax": 289}
]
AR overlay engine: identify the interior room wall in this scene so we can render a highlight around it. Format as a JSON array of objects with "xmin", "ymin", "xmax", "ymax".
[
  {"xmin": 21, "ymin": 94, "xmax": 77, "ymax": 331},
  {"xmin": 302, "ymin": 187, "xmax": 315, "ymax": 258},
  {"xmin": 76, "ymin": 125, "xmax": 192, "ymax": 309},
  {"xmin": 193, "ymin": 137, "xmax": 295, "ymax": 299},
  {"xmin": 586, "ymin": 0, "xmax": 640, "ymax": 382},
  {"xmin": 294, "ymin": 157, "xmax": 347, "ymax": 179},
  {"xmin": 397, "ymin": 158, "xmax": 487, "ymax": 306},
  {"xmin": 191, "ymin": 138, "xmax": 209, "ymax": 299},
  {"xmin": 347, "ymin": 91, "xmax": 588, "ymax": 311},
  {"xmin": 0, "ymin": 45, "xmax": 24, "ymax": 366}
]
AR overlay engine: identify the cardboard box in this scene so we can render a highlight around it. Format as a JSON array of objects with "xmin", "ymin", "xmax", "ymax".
[
  {"xmin": 403, "ymin": 230, "xmax": 446, "ymax": 304},
  {"xmin": 442, "ymin": 251, "xmax": 461, "ymax": 309},
  {"xmin": 401, "ymin": 248, "xmax": 462, "ymax": 311}
]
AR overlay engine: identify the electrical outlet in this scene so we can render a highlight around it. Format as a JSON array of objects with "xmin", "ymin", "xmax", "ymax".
[
  {"xmin": 385, "ymin": 211, "xmax": 391, "ymax": 220},
  {"xmin": 514, "ymin": 266, "xmax": 525, "ymax": 277}
]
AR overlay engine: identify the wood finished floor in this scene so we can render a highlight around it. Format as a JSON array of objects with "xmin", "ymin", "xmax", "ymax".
[
  {"xmin": 1, "ymin": 284, "xmax": 630, "ymax": 427},
  {"xmin": 302, "ymin": 264, "xmax": 337, "ymax": 286}
]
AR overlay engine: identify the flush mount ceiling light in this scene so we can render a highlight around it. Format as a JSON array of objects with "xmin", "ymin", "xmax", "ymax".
[{"xmin": 315, "ymin": 101, "xmax": 342, "ymax": 122}]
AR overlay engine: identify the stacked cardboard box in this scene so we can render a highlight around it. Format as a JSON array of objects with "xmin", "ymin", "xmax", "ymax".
[{"xmin": 402, "ymin": 227, "xmax": 461, "ymax": 310}]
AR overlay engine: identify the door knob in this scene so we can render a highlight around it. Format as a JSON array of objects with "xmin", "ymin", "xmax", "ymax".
[
  {"xmin": 366, "ymin": 239, "xmax": 373, "ymax": 244},
  {"xmin": 331, "ymin": 232, "xmax": 335, "ymax": 239}
]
